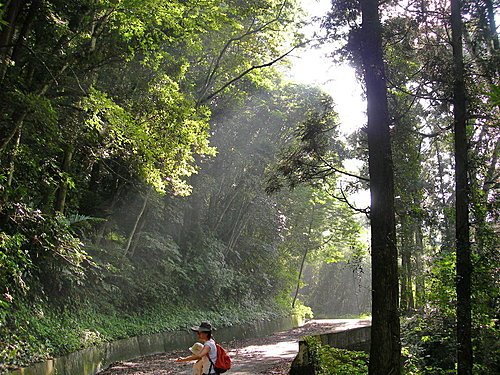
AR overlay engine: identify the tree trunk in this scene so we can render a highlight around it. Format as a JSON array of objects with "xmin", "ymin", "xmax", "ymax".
[
  {"xmin": 359, "ymin": 0, "xmax": 401, "ymax": 373},
  {"xmin": 54, "ymin": 144, "xmax": 74, "ymax": 213},
  {"xmin": 482, "ymin": 138, "xmax": 499, "ymax": 195},
  {"xmin": 292, "ymin": 204, "xmax": 317, "ymax": 308},
  {"xmin": 226, "ymin": 200, "xmax": 250, "ymax": 253},
  {"xmin": 0, "ymin": 0, "xmax": 25, "ymax": 80},
  {"xmin": 406, "ymin": 250, "xmax": 414, "ymax": 311},
  {"xmin": 0, "ymin": 110, "xmax": 27, "ymax": 155},
  {"xmin": 212, "ymin": 186, "xmax": 240, "ymax": 233},
  {"xmin": 451, "ymin": 0, "xmax": 473, "ymax": 374},
  {"xmin": 6, "ymin": 128, "xmax": 21, "ymax": 186},
  {"xmin": 10, "ymin": 0, "xmax": 40, "ymax": 64},
  {"xmin": 414, "ymin": 221, "xmax": 425, "ymax": 308},
  {"xmin": 180, "ymin": 174, "xmax": 203, "ymax": 249},
  {"xmin": 485, "ymin": 0, "xmax": 499, "ymax": 51},
  {"xmin": 400, "ymin": 215, "xmax": 414, "ymax": 314},
  {"xmin": 123, "ymin": 191, "xmax": 149, "ymax": 258},
  {"xmin": 128, "ymin": 210, "xmax": 147, "ymax": 259},
  {"xmin": 435, "ymin": 140, "xmax": 454, "ymax": 246},
  {"xmin": 292, "ymin": 245, "xmax": 309, "ymax": 309}
]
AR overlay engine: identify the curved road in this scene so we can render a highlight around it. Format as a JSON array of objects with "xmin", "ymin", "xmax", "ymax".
[{"xmin": 98, "ymin": 319, "xmax": 371, "ymax": 375}]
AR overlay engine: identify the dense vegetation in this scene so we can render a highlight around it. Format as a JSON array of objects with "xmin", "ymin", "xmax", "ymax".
[
  {"xmin": 298, "ymin": 336, "xmax": 369, "ymax": 375},
  {"xmin": 0, "ymin": 0, "xmax": 498, "ymax": 374}
]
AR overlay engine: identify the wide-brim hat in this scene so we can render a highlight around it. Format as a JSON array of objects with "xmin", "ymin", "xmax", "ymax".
[{"xmin": 191, "ymin": 321, "xmax": 215, "ymax": 332}]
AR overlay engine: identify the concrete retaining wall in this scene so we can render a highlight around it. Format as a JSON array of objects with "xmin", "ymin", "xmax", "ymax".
[
  {"xmin": 315, "ymin": 325, "xmax": 371, "ymax": 351},
  {"xmin": 289, "ymin": 325, "xmax": 371, "ymax": 375}
]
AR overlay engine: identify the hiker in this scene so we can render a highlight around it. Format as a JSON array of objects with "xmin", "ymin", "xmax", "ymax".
[{"xmin": 175, "ymin": 321, "xmax": 217, "ymax": 375}]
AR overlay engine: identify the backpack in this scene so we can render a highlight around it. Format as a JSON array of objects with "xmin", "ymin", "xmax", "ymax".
[{"xmin": 208, "ymin": 342, "xmax": 231, "ymax": 373}]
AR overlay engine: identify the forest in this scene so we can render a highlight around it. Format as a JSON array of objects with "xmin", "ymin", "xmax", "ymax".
[{"xmin": 0, "ymin": 0, "xmax": 498, "ymax": 374}]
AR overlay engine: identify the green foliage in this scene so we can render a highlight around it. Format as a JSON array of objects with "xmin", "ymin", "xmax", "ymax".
[
  {"xmin": 273, "ymin": 184, "xmax": 370, "ymax": 316},
  {"xmin": 1, "ymin": 0, "xmax": 308, "ymax": 335},
  {"xmin": 402, "ymin": 313, "xmax": 499, "ymax": 375},
  {"xmin": 401, "ymin": 314, "xmax": 456, "ymax": 373},
  {"xmin": 266, "ymin": 93, "xmax": 341, "ymax": 192},
  {"xmin": 485, "ymin": 84, "xmax": 500, "ymax": 107},
  {"xmin": 0, "ymin": 203, "xmax": 94, "ymax": 300},
  {"xmin": 427, "ymin": 251, "xmax": 456, "ymax": 318},
  {"xmin": 81, "ymin": 83, "xmax": 214, "ymax": 195},
  {"xmin": 291, "ymin": 300, "xmax": 314, "ymax": 321},
  {"xmin": 0, "ymin": 232, "xmax": 30, "ymax": 294},
  {"xmin": 304, "ymin": 336, "xmax": 368, "ymax": 375}
]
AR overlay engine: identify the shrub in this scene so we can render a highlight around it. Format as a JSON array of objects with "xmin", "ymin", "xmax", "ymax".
[{"xmin": 304, "ymin": 336, "xmax": 368, "ymax": 375}]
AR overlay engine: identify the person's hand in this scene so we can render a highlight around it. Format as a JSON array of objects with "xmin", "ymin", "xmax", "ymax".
[{"xmin": 174, "ymin": 357, "xmax": 184, "ymax": 362}]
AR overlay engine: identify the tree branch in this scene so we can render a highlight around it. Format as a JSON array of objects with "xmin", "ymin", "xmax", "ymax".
[
  {"xmin": 316, "ymin": 153, "xmax": 370, "ymax": 182},
  {"xmin": 199, "ymin": 40, "xmax": 311, "ymax": 104},
  {"xmin": 326, "ymin": 184, "xmax": 370, "ymax": 217},
  {"xmin": 197, "ymin": 1, "xmax": 289, "ymax": 103}
]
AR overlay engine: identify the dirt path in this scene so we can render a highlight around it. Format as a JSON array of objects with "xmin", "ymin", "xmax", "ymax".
[{"xmin": 98, "ymin": 319, "xmax": 371, "ymax": 375}]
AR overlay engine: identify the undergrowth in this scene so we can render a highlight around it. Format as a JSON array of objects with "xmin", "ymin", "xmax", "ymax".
[{"xmin": 304, "ymin": 336, "xmax": 369, "ymax": 374}]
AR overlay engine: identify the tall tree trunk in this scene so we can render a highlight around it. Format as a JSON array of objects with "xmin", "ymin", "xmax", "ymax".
[
  {"xmin": 359, "ymin": 0, "xmax": 401, "ymax": 373},
  {"xmin": 212, "ymin": 185, "xmax": 240, "ymax": 232},
  {"xmin": 485, "ymin": 0, "xmax": 499, "ymax": 51},
  {"xmin": 435, "ymin": 140, "xmax": 454, "ymax": 246},
  {"xmin": 414, "ymin": 221, "xmax": 425, "ymax": 308},
  {"xmin": 292, "ymin": 205, "xmax": 316, "ymax": 309},
  {"xmin": 0, "ymin": 0, "xmax": 25, "ymax": 80},
  {"xmin": 6, "ymin": 128, "xmax": 21, "ymax": 186},
  {"xmin": 400, "ymin": 215, "xmax": 414, "ymax": 314},
  {"xmin": 128, "ymin": 211, "xmax": 147, "ymax": 259},
  {"xmin": 451, "ymin": 0, "xmax": 473, "ymax": 374},
  {"xmin": 482, "ymin": 138, "xmax": 499, "ymax": 195},
  {"xmin": 406, "ymin": 249, "xmax": 414, "ymax": 311},
  {"xmin": 0, "ymin": 110, "xmax": 27, "ymax": 154},
  {"xmin": 10, "ymin": 0, "xmax": 40, "ymax": 64},
  {"xmin": 292, "ymin": 245, "xmax": 309, "ymax": 309},
  {"xmin": 226, "ymin": 200, "xmax": 250, "ymax": 253},
  {"xmin": 54, "ymin": 144, "xmax": 74, "ymax": 213},
  {"xmin": 180, "ymin": 174, "xmax": 202, "ymax": 249}
]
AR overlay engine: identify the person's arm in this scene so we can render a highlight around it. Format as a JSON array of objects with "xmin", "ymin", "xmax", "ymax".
[{"xmin": 175, "ymin": 345, "xmax": 210, "ymax": 362}]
